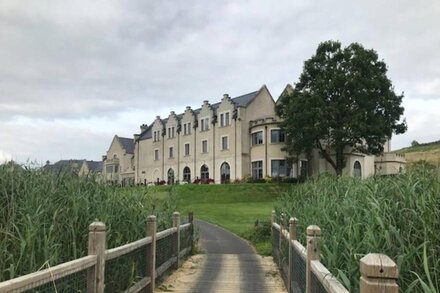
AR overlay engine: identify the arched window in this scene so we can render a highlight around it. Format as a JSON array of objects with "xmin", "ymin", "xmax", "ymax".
[
  {"xmin": 167, "ymin": 168, "xmax": 175, "ymax": 185},
  {"xmin": 183, "ymin": 167, "xmax": 191, "ymax": 183},
  {"xmin": 353, "ymin": 161, "xmax": 362, "ymax": 178},
  {"xmin": 200, "ymin": 165, "xmax": 209, "ymax": 181},
  {"xmin": 220, "ymin": 162, "xmax": 230, "ymax": 184}
]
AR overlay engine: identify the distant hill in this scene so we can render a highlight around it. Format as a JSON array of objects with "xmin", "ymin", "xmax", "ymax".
[{"xmin": 394, "ymin": 140, "xmax": 440, "ymax": 166}]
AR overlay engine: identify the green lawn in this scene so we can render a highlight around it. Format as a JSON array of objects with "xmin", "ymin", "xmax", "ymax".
[{"xmin": 151, "ymin": 183, "xmax": 291, "ymax": 254}]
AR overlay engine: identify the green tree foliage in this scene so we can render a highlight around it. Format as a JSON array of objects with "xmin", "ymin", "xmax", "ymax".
[{"xmin": 276, "ymin": 40, "xmax": 407, "ymax": 175}]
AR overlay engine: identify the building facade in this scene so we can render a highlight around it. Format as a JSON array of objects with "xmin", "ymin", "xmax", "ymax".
[
  {"xmin": 104, "ymin": 85, "xmax": 405, "ymax": 185},
  {"xmin": 102, "ymin": 135, "xmax": 135, "ymax": 185}
]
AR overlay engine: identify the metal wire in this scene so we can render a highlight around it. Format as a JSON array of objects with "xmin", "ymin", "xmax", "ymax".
[
  {"xmin": 291, "ymin": 246, "xmax": 306, "ymax": 293},
  {"xmin": 279, "ymin": 232, "xmax": 290, "ymax": 288},
  {"xmin": 104, "ymin": 244, "xmax": 149, "ymax": 293},
  {"xmin": 180, "ymin": 226, "xmax": 192, "ymax": 252},
  {"xmin": 311, "ymin": 269, "xmax": 328, "ymax": 293},
  {"xmin": 22, "ymin": 267, "xmax": 89, "ymax": 293},
  {"xmin": 155, "ymin": 234, "xmax": 174, "ymax": 271}
]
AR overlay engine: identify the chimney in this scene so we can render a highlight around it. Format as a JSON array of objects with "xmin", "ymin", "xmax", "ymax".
[
  {"xmin": 186, "ymin": 106, "xmax": 191, "ymax": 111},
  {"xmin": 223, "ymin": 94, "xmax": 230, "ymax": 100},
  {"xmin": 140, "ymin": 124, "xmax": 148, "ymax": 131},
  {"xmin": 170, "ymin": 111, "xmax": 175, "ymax": 115},
  {"xmin": 156, "ymin": 115, "xmax": 161, "ymax": 120},
  {"xmin": 203, "ymin": 100, "xmax": 209, "ymax": 106}
]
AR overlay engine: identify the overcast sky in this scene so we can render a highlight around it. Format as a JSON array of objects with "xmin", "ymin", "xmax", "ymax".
[{"xmin": 1, "ymin": 1, "xmax": 439, "ymax": 164}]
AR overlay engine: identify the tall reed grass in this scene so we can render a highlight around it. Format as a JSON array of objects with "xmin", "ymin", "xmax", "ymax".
[
  {"xmin": 0, "ymin": 166, "xmax": 176, "ymax": 282},
  {"xmin": 274, "ymin": 167, "xmax": 440, "ymax": 292}
]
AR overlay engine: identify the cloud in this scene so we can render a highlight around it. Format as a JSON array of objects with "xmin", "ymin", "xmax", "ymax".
[{"xmin": 0, "ymin": 0, "xmax": 439, "ymax": 161}]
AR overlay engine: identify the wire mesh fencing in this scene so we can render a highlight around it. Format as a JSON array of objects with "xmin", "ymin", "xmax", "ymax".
[
  {"xmin": 291, "ymin": 245, "xmax": 306, "ymax": 293},
  {"xmin": 22, "ymin": 268, "xmax": 90, "ymax": 293},
  {"xmin": 155, "ymin": 233, "xmax": 174, "ymax": 272},
  {"xmin": 104, "ymin": 244, "xmax": 149, "ymax": 292},
  {"xmin": 311, "ymin": 269, "xmax": 328, "ymax": 293},
  {"xmin": 180, "ymin": 225, "xmax": 193, "ymax": 252}
]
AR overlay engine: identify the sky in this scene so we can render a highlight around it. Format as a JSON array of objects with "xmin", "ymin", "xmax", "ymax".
[{"xmin": 1, "ymin": 1, "xmax": 439, "ymax": 164}]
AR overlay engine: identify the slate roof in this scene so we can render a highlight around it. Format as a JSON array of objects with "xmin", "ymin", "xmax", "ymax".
[
  {"xmin": 44, "ymin": 160, "xmax": 84, "ymax": 174},
  {"xmin": 117, "ymin": 137, "xmax": 135, "ymax": 154},
  {"xmin": 136, "ymin": 89, "xmax": 260, "ymax": 141},
  {"xmin": 86, "ymin": 161, "xmax": 103, "ymax": 172}
]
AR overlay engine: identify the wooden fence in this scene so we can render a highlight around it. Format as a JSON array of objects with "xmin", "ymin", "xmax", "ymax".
[
  {"xmin": 0, "ymin": 212, "xmax": 195, "ymax": 293},
  {"xmin": 271, "ymin": 211, "xmax": 399, "ymax": 293}
]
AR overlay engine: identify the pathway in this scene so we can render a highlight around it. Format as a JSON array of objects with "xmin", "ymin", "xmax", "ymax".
[{"xmin": 155, "ymin": 220, "xmax": 286, "ymax": 293}]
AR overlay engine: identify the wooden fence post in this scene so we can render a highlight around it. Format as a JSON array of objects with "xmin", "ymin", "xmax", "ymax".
[
  {"xmin": 146, "ymin": 215, "xmax": 157, "ymax": 293},
  {"xmin": 173, "ymin": 212, "xmax": 181, "ymax": 269},
  {"xmin": 188, "ymin": 212, "xmax": 194, "ymax": 254},
  {"xmin": 288, "ymin": 217, "xmax": 298, "ymax": 293},
  {"xmin": 360, "ymin": 253, "xmax": 399, "ymax": 293},
  {"xmin": 271, "ymin": 210, "xmax": 276, "ymax": 224},
  {"xmin": 279, "ymin": 213, "xmax": 285, "ymax": 253},
  {"xmin": 306, "ymin": 225, "xmax": 321, "ymax": 293},
  {"xmin": 87, "ymin": 222, "xmax": 106, "ymax": 293}
]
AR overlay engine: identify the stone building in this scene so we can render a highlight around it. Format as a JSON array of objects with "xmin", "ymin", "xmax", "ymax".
[
  {"xmin": 102, "ymin": 135, "xmax": 135, "ymax": 185},
  {"xmin": 130, "ymin": 85, "xmax": 405, "ymax": 184},
  {"xmin": 101, "ymin": 85, "xmax": 405, "ymax": 185}
]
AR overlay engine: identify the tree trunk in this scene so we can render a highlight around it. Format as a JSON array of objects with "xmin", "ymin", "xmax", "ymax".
[{"xmin": 335, "ymin": 147, "xmax": 344, "ymax": 176}]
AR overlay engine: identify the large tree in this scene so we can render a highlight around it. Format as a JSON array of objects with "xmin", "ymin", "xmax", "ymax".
[{"xmin": 276, "ymin": 40, "xmax": 407, "ymax": 176}]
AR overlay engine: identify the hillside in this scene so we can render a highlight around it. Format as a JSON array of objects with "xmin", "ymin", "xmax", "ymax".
[{"xmin": 395, "ymin": 140, "xmax": 440, "ymax": 166}]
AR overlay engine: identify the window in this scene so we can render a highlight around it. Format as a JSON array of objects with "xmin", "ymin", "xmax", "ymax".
[
  {"xmin": 221, "ymin": 136, "xmax": 228, "ymax": 150},
  {"xmin": 167, "ymin": 168, "xmax": 175, "ymax": 184},
  {"xmin": 252, "ymin": 161, "xmax": 263, "ymax": 180},
  {"xmin": 184, "ymin": 122, "xmax": 192, "ymax": 135},
  {"xmin": 169, "ymin": 147, "xmax": 174, "ymax": 158},
  {"xmin": 200, "ymin": 164, "xmax": 209, "ymax": 180},
  {"xmin": 202, "ymin": 140, "xmax": 208, "ymax": 153},
  {"xmin": 252, "ymin": 131, "xmax": 263, "ymax": 145},
  {"xmin": 106, "ymin": 165, "xmax": 113, "ymax": 173},
  {"xmin": 154, "ymin": 131, "xmax": 157, "ymax": 142},
  {"xmin": 184, "ymin": 143, "xmax": 190, "ymax": 156},
  {"xmin": 183, "ymin": 167, "xmax": 191, "ymax": 183},
  {"xmin": 114, "ymin": 165, "xmax": 118, "ymax": 173},
  {"xmin": 172, "ymin": 127, "xmax": 175, "ymax": 138},
  {"xmin": 271, "ymin": 129, "xmax": 285, "ymax": 143},
  {"xmin": 220, "ymin": 112, "xmax": 230, "ymax": 127},
  {"xmin": 154, "ymin": 149, "xmax": 159, "ymax": 161},
  {"xmin": 353, "ymin": 161, "xmax": 362, "ymax": 178},
  {"xmin": 201, "ymin": 117, "xmax": 209, "ymax": 131},
  {"xmin": 167, "ymin": 128, "xmax": 170, "ymax": 138},
  {"xmin": 220, "ymin": 162, "xmax": 230, "ymax": 184},
  {"xmin": 300, "ymin": 160, "xmax": 308, "ymax": 178},
  {"xmin": 271, "ymin": 160, "xmax": 291, "ymax": 177}
]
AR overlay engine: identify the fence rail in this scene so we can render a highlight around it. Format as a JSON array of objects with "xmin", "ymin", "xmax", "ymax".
[
  {"xmin": 0, "ymin": 211, "xmax": 194, "ymax": 293},
  {"xmin": 271, "ymin": 211, "xmax": 399, "ymax": 293}
]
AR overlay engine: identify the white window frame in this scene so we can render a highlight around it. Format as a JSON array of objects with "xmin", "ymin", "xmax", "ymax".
[
  {"xmin": 184, "ymin": 143, "xmax": 190, "ymax": 156},
  {"xmin": 269, "ymin": 128, "xmax": 285, "ymax": 144},
  {"xmin": 200, "ymin": 116, "xmax": 209, "ymax": 131},
  {"xmin": 169, "ymin": 146, "xmax": 174, "ymax": 158},
  {"xmin": 219, "ymin": 111, "xmax": 231, "ymax": 127},
  {"xmin": 251, "ymin": 130, "xmax": 264, "ymax": 146},
  {"xmin": 221, "ymin": 135, "xmax": 228, "ymax": 150},
  {"xmin": 154, "ymin": 149, "xmax": 159, "ymax": 161},
  {"xmin": 202, "ymin": 140, "xmax": 208, "ymax": 153}
]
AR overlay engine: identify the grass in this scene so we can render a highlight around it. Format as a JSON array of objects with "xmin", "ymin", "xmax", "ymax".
[
  {"xmin": 152, "ymin": 183, "xmax": 290, "ymax": 254},
  {"xmin": 0, "ymin": 166, "xmax": 176, "ymax": 282},
  {"xmin": 274, "ymin": 167, "xmax": 440, "ymax": 292},
  {"xmin": 395, "ymin": 140, "xmax": 440, "ymax": 167}
]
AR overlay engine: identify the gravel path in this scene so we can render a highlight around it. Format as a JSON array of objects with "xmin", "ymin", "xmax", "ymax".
[{"xmin": 155, "ymin": 220, "xmax": 286, "ymax": 293}]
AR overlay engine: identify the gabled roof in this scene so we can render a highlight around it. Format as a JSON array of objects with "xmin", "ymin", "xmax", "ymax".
[{"xmin": 117, "ymin": 137, "xmax": 135, "ymax": 154}]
